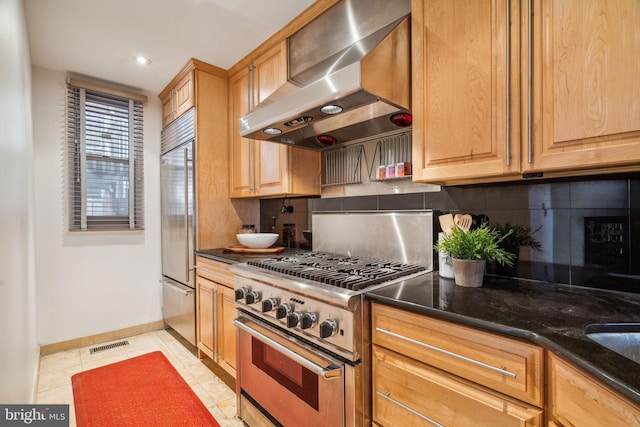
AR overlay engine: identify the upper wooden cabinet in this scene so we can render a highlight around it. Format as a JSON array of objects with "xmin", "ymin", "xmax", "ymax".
[
  {"xmin": 160, "ymin": 59, "xmax": 246, "ymax": 249},
  {"xmin": 411, "ymin": 0, "xmax": 521, "ymax": 184},
  {"xmin": 229, "ymin": 42, "xmax": 321, "ymax": 198},
  {"xmin": 411, "ymin": 0, "xmax": 640, "ymax": 185},
  {"xmin": 528, "ymin": 0, "xmax": 640, "ymax": 175},
  {"xmin": 160, "ymin": 70, "xmax": 195, "ymax": 128}
]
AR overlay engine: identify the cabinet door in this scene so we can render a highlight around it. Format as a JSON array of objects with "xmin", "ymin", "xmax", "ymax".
[
  {"xmin": 548, "ymin": 353, "xmax": 640, "ymax": 427},
  {"xmin": 253, "ymin": 42, "xmax": 290, "ymax": 196},
  {"xmin": 229, "ymin": 67, "xmax": 254, "ymax": 197},
  {"xmin": 217, "ymin": 285, "xmax": 237, "ymax": 377},
  {"xmin": 528, "ymin": 0, "xmax": 640, "ymax": 174},
  {"xmin": 161, "ymin": 91, "xmax": 174, "ymax": 127},
  {"xmin": 373, "ymin": 346, "xmax": 542, "ymax": 427},
  {"xmin": 173, "ymin": 71, "xmax": 194, "ymax": 119},
  {"xmin": 196, "ymin": 276, "xmax": 215, "ymax": 359},
  {"xmin": 411, "ymin": 0, "xmax": 521, "ymax": 184}
]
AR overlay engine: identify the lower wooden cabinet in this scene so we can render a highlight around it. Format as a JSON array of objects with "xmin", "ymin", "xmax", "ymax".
[
  {"xmin": 547, "ymin": 353, "xmax": 640, "ymax": 427},
  {"xmin": 373, "ymin": 346, "xmax": 542, "ymax": 426},
  {"xmin": 195, "ymin": 256, "xmax": 236, "ymax": 378},
  {"xmin": 372, "ymin": 303, "xmax": 544, "ymax": 407},
  {"xmin": 372, "ymin": 302, "xmax": 544, "ymax": 426},
  {"xmin": 371, "ymin": 302, "xmax": 640, "ymax": 426}
]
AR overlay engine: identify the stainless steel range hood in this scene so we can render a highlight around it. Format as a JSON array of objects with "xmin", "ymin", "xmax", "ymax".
[{"xmin": 239, "ymin": 0, "xmax": 411, "ymax": 150}]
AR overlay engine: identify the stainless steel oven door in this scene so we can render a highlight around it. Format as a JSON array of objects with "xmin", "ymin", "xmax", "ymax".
[{"xmin": 234, "ymin": 312, "xmax": 347, "ymax": 427}]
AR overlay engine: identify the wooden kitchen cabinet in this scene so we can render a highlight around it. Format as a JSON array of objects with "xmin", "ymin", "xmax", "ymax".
[
  {"xmin": 411, "ymin": 0, "xmax": 521, "ymax": 184},
  {"xmin": 372, "ymin": 302, "xmax": 544, "ymax": 426},
  {"xmin": 527, "ymin": 0, "xmax": 640, "ymax": 176},
  {"xmin": 372, "ymin": 302, "xmax": 544, "ymax": 406},
  {"xmin": 160, "ymin": 59, "xmax": 246, "ymax": 249},
  {"xmin": 229, "ymin": 42, "xmax": 321, "ymax": 198},
  {"xmin": 547, "ymin": 353, "xmax": 640, "ymax": 427},
  {"xmin": 411, "ymin": 0, "xmax": 640, "ymax": 185},
  {"xmin": 195, "ymin": 256, "xmax": 236, "ymax": 378},
  {"xmin": 160, "ymin": 70, "xmax": 194, "ymax": 128},
  {"xmin": 196, "ymin": 275, "xmax": 216, "ymax": 357},
  {"xmin": 373, "ymin": 346, "xmax": 542, "ymax": 427}
]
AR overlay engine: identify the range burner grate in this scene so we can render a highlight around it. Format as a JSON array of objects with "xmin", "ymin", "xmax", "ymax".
[{"xmin": 247, "ymin": 252, "xmax": 426, "ymax": 291}]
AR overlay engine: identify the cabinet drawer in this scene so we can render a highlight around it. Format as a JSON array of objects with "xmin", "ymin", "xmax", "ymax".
[
  {"xmin": 373, "ymin": 346, "xmax": 542, "ymax": 427},
  {"xmin": 195, "ymin": 256, "xmax": 233, "ymax": 288},
  {"xmin": 372, "ymin": 303, "xmax": 543, "ymax": 406}
]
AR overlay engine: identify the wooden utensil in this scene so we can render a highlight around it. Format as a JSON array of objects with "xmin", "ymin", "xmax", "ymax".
[
  {"xmin": 455, "ymin": 214, "xmax": 473, "ymax": 231},
  {"xmin": 439, "ymin": 214, "xmax": 456, "ymax": 234}
]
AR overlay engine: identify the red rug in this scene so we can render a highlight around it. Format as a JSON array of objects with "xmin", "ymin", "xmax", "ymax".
[{"xmin": 72, "ymin": 351, "xmax": 220, "ymax": 427}]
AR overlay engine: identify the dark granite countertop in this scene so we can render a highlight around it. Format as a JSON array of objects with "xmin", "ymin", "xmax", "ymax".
[{"xmin": 366, "ymin": 272, "xmax": 640, "ymax": 405}]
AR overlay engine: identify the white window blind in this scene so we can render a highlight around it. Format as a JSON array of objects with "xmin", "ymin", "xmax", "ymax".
[{"xmin": 66, "ymin": 83, "xmax": 144, "ymax": 231}]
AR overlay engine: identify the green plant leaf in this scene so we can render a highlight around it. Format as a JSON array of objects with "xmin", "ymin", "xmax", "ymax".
[{"xmin": 435, "ymin": 223, "xmax": 516, "ymax": 267}]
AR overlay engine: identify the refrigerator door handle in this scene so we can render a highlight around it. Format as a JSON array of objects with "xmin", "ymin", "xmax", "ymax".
[
  {"xmin": 161, "ymin": 279, "xmax": 194, "ymax": 296},
  {"xmin": 184, "ymin": 146, "xmax": 192, "ymax": 284}
]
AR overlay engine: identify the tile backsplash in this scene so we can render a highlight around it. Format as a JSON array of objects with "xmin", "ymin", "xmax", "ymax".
[{"xmin": 264, "ymin": 174, "xmax": 640, "ymax": 292}]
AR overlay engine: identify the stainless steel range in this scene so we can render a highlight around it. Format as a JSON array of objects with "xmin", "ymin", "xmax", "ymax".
[{"xmin": 231, "ymin": 211, "xmax": 433, "ymax": 427}]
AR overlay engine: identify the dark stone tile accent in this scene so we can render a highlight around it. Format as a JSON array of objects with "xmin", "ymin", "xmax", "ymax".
[
  {"xmin": 442, "ymin": 186, "xmax": 487, "ymax": 211},
  {"xmin": 378, "ymin": 193, "xmax": 424, "ymax": 210},
  {"xmin": 631, "ymin": 179, "xmax": 640, "ymax": 209},
  {"xmin": 341, "ymin": 195, "xmax": 378, "ymax": 211},
  {"xmin": 424, "ymin": 189, "xmax": 458, "ymax": 211},
  {"xmin": 311, "ymin": 197, "xmax": 342, "ymax": 212},
  {"xmin": 485, "ymin": 182, "xmax": 571, "ymax": 210},
  {"xmin": 570, "ymin": 180, "xmax": 628, "ymax": 209}
]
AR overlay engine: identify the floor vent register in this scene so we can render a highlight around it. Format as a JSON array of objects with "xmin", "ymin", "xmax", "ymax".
[{"xmin": 89, "ymin": 340, "xmax": 130, "ymax": 354}]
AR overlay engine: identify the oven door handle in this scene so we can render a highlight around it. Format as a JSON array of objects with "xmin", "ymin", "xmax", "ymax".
[{"xmin": 233, "ymin": 317, "xmax": 343, "ymax": 380}]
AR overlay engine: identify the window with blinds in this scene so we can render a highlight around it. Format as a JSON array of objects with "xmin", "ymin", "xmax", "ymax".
[{"xmin": 66, "ymin": 83, "xmax": 144, "ymax": 231}]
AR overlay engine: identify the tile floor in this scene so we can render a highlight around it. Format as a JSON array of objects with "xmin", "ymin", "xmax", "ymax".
[{"xmin": 36, "ymin": 329, "xmax": 244, "ymax": 427}]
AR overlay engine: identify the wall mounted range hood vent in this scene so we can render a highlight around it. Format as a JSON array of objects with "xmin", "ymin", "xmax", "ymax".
[{"xmin": 239, "ymin": 0, "xmax": 411, "ymax": 150}]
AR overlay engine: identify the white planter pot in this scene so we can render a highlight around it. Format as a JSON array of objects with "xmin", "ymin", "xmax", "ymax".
[{"xmin": 452, "ymin": 259, "xmax": 486, "ymax": 287}]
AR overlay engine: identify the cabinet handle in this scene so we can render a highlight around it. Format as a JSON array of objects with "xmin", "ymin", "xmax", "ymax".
[
  {"xmin": 247, "ymin": 64, "xmax": 256, "ymax": 192},
  {"xmin": 527, "ymin": 0, "xmax": 533, "ymax": 164},
  {"xmin": 184, "ymin": 147, "xmax": 192, "ymax": 283},
  {"xmin": 376, "ymin": 391, "xmax": 444, "ymax": 427},
  {"xmin": 506, "ymin": 0, "xmax": 511, "ymax": 166},
  {"xmin": 376, "ymin": 327, "xmax": 517, "ymax": 378}
]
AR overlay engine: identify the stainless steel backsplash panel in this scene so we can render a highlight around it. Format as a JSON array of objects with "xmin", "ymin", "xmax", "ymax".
[{"xmin": 312, "ymin": 210, "xmax": 433, "ymax": 269}]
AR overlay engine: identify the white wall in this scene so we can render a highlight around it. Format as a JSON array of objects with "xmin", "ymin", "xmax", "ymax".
[
  {"xmin": 32, "ymin": 66, "xmax": 164, "ymax": 345},
  {"xmin": 0, "ymin": 0, "xmax": 39, "ymax": 403}
]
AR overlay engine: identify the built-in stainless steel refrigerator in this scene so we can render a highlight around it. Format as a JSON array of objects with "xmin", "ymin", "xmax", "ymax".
[{"xmin": 160, "ymin": 108, "xmax": 196, "ymax": 345}]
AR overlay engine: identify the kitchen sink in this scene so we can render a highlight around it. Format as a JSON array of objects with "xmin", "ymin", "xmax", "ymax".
[{"xmin": 584, "ymin": 323, "xmax": 640, "ymax": 363}]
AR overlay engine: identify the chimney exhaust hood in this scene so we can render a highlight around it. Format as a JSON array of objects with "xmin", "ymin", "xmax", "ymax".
[{"xmin": 239, "ymin": 0, "xmax": 411, "ymax": 150}]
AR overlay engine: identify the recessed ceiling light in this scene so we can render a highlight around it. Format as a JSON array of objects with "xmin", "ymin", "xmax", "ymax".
[
  {"xmin": 263, "ymin": 128, "xmax": 282, "ymax": 135},
  {"xmin": 320, "ymin": 105, "xmax": 343, "ymax": 115},
  {"xmin": 135, "ymin": 56, "xmax": 151, "ymax": 65}
]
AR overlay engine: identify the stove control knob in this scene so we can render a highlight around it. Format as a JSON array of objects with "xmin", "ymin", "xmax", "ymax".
[
  {"xmin": 245, "ymin": 290, "xmax": 261, "ymax": 305},
  {"xmin": 234, "ymin": 287, "xmax": 249, "ymax": 301},
  {"xmin": 287, "ymin": 312, "xmax": 302, "ymax": 328},
  {"xmin": 319, "ymin": 319, "xmax": 339, "ymax": 338},
  {"xmin": 301, "ymin": 312, "xmax": 318, "ymax": 329},
  {"xmin": 276, "ymin": 303, "xmax": 292, "ymax": 319},
  {"xmin": 261, "ymin": 298, "xmax": 278, "ymax": 313}
]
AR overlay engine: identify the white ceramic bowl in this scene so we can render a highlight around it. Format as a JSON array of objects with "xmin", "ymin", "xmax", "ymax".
[{"xmin": 236, "ymin": 233, "xmax": 279, "ymax": 249}]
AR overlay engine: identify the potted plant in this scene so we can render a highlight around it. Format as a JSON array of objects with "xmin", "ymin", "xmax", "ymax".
[{"xmin": 435, "ymin": 223, "xmax": 515, "ymax": 287}]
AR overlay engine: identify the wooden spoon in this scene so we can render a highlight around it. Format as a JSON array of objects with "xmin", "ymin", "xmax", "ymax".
[
  {"xmin": 455, "ymin": 214, "xmax": 473, "ymax": 232},
  {"xmin": 438, "ymin": 214, "xmax": 456, "ymax": 234}
]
